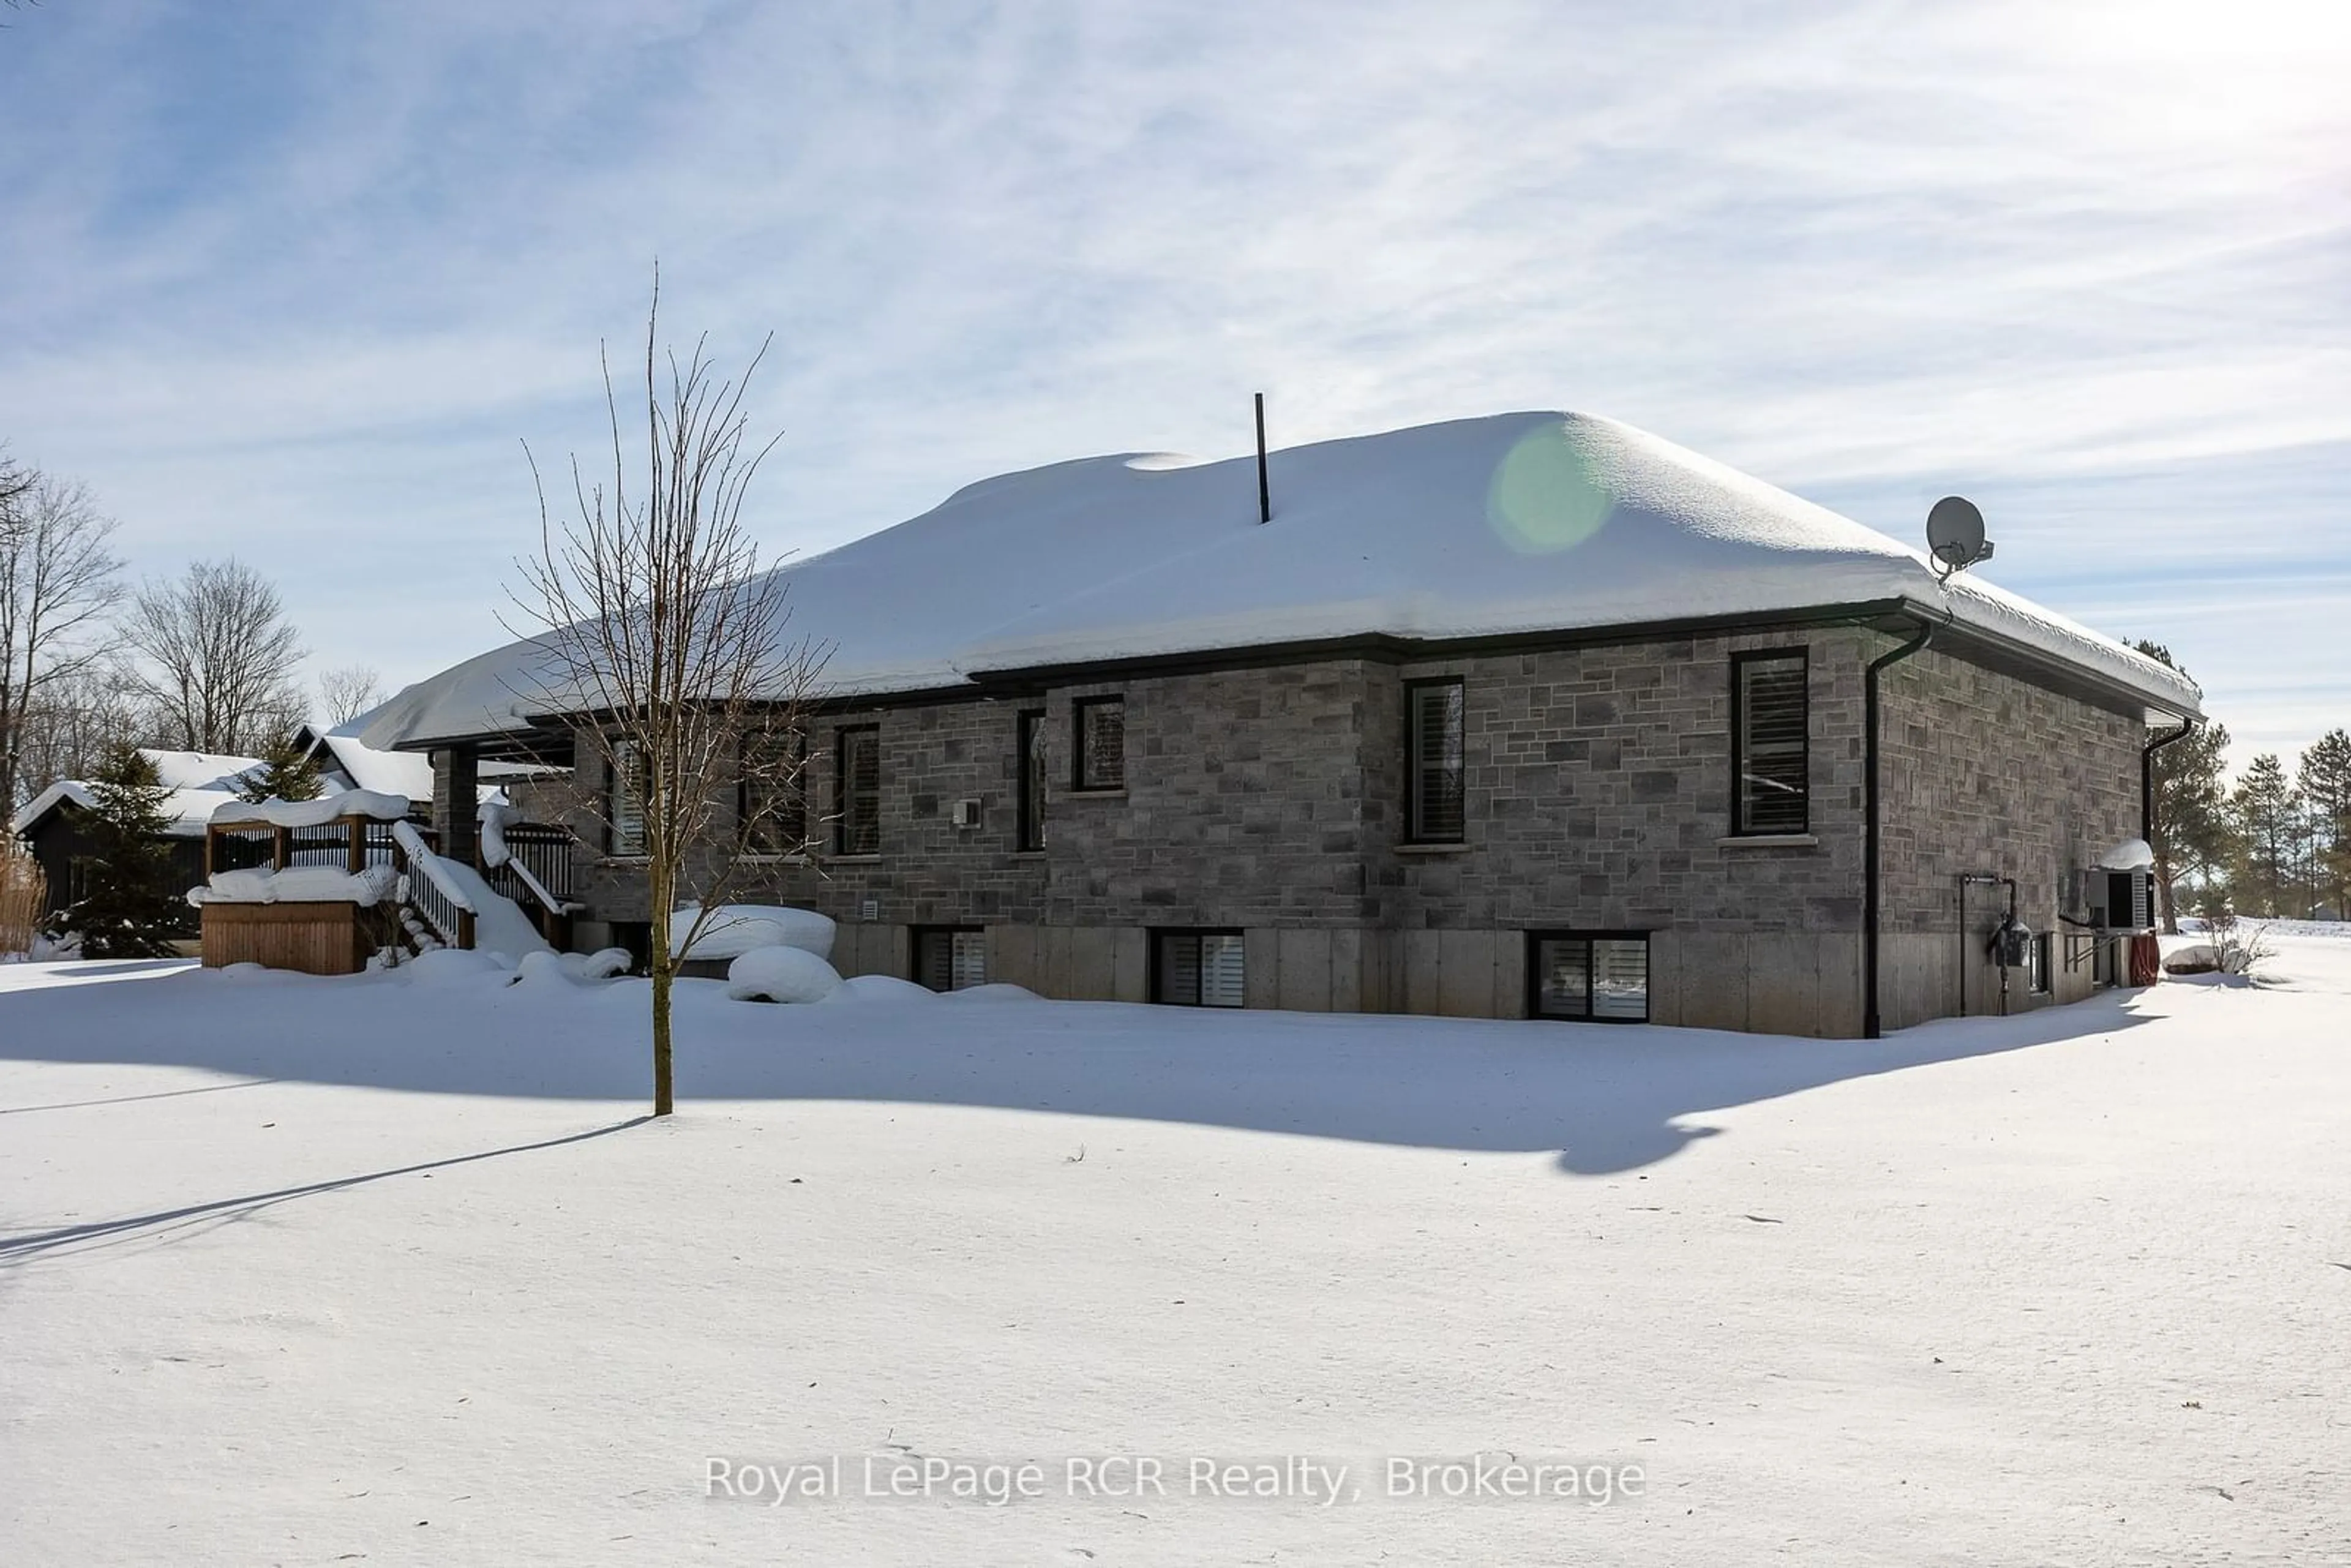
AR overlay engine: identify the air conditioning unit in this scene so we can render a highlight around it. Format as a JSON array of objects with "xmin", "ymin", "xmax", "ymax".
[{"xmin": 950, "ymin": 798, "xmax": 983, "ymax": 829}]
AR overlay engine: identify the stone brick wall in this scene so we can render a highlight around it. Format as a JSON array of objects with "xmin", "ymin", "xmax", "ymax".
[
  {"xmin": 1378, "ymin": 631, "xmax": 1873, "ymax": 935},
  {"xmin": 523, "ymin": 624, "xmax": 2145, "ymax": 1038},
  {"xmin": 1875, "ymin": 642, "xmax": 2145, "ymax": 1026}
]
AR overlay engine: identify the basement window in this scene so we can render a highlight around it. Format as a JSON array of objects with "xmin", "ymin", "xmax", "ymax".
[
  {"xmin": 1154, "ymin": 929, "xmax": 1245, "ymax": 1008},
  {"xmin": 1406, "ymin": 677, "xmax": 1466, "ymax": 843},
  {"xmin": 1528, "ymin": 931, "xmax": 1650, "ymax": 1022},
  {"xmin": 1731, "ymin": 650, "xmax": 1809, "ymax": 836},
  {"xmin": 915, "ymin": 927, "xmax": 988, "ymax": 992}
]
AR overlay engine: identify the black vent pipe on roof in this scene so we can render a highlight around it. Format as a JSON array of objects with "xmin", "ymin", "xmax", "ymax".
[{"xmin": 1254, "ymin": 392, "xmax": 1271, "ymax": 525}]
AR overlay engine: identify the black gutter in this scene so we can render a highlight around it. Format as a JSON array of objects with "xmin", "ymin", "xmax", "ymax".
[
  {"xmin": 1864, "ymin": 618, "xmax": 1935, "ymax": 1040},
  {"xmin": 2142, "ymin": 719, "xmax": 2195, "ymax": 844}
]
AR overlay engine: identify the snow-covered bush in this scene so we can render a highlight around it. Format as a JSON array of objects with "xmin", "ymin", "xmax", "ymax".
[
  {"xmin": 568, "ymin": 947, "xmax": 636, "ymax": 980},
  {"xmin": 726, "ymin": 945, "xmax": 842, "ymax": 1003},
  {"xmin": 818, "ymin": 973, "xmax": 936, "ymax": 1004},
  {"xmin": 672, "ymin": 904, "xmax": 835, "ymax": 962},
  {"xmin": 2198, "ymin": 901, "xmax": 2274, "ymax": 977},
  {"xmin": 934, "ymin": 982, "xmax": 1041, "ymax": 1002}
]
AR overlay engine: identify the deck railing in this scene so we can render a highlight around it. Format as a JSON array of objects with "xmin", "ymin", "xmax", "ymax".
[{"xmin": 479, "ymin": 821, "xmax": 579, "ymax": 948}]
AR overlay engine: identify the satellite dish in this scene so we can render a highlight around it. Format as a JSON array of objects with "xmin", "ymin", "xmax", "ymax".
[{"xmin": 1925, "ymin": 495, "xmax": 1994, "ymax": 577}]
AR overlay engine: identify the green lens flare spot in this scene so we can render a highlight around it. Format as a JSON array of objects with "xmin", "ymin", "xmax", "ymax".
[{"xmin": 1486, "ymin": 426, "xmax": 1613, "ymax": 555}]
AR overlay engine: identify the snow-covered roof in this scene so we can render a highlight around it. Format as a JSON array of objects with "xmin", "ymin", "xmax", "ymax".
[
  {"xmin": 10, "ymin": 779, "xmax": 251, "ymax": 839},
  {"xmin": 11, "ymin": 748, "xmax": 272, "ymax": 839},
  {"xmin": 358, "ymin": 411, "xmax": 2202, "ymax": 751},
  {"xmin": 144, "ymin": 750, "xmax": 267, "ymax": 792}
]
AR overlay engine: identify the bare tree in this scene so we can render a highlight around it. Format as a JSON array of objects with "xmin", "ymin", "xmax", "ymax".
[
  {"xmin": 318, "ymin": 662, "xmax": 386, "ymax": 727},
  {"xmin": 1, "ymin": 473, "xmax": 126, "ymax": 809},
  {"xmin": 12, "ymin": 662, "xmax": 149, "ymax": 797},
  {"xmin": 508, "ymin": 277, "xmax": 825, "ymax": 1117},
  {"xmin": 122, "ymin": 558, "xmax": 308, "ymax": 756}
]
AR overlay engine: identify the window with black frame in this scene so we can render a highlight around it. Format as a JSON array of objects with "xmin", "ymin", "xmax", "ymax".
[
  {"xmin": 1406, "ymin": 678, "xmax": 1466, "ymax": 842},
  {"xmin": 606, "ymin": 740, "xmax": 647, "ymax": 856},
  {"xmin": 915, "ymin": 927, "xmax": 988, "ymax": 992},
  {"xmin": 1073, "ymin": 696, "xmax": 1125, "ymax": 791},
  {"xmin": 1016, "ymin": 708, "xmax": 1047, "ymax": 851},
  {"xmin": 1153, "ymin": 929, "xmax": 1245, "ymax": 1007},
  {"xmin": 1732, "ymin": 651, "xmax": 1808, "ymax": 836},
  {"xmin": 834, "ymin": 725, "xmax": 880, "ymax": 855},
  {"xmin": 1528, "ymin": 932, "xmax": 1650, "ymax": 1022},
  {"xmin": 738, "ymin": 726, "xmax": 805, "ymax": 855}
]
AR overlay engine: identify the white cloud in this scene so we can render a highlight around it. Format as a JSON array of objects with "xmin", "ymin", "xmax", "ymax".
[{"xmin": 0, "ymin": 0, "xmax": 2344, "ymax": 753}]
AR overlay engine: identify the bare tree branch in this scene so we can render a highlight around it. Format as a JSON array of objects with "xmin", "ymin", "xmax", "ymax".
[
  {"xmin": 121, "ymin": 558, "xmax": 308, "ymax": 756},
  {"xmin": 0, "ymin": 471, "xmax": 126, "ymax": 809},
  {"xmin": 502, "ymin": 269, "xmax": 828, "ymax": 1116},
  {"xmin": 318, "ymin": 662, "xmax": 386, "ymax": 727}
]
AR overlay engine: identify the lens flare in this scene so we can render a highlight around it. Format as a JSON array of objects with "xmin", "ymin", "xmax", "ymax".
[{"xmin": 1486, "ymin": 424, "xmax": 1614, "ymax": 555}]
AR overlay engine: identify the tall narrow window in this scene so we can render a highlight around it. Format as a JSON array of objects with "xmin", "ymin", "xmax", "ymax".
[
  {"xmin": 1016, "ymin": 709, "xmax": 1047, "ymax": 851},
  {"xmin": 1732, "ymin": 651, "xmax": 1809, "ymax": 836},
  {"xmin": 606, "ymin": 740, "xmax": 646, "ymax": 856},
  {"xmin": 1073, "ymin": 696, "xmax": 1125, "ymax": 791},
  {"xmin": 1528, "ymin": 932, "xmax": 1649, "ymax": 1022},
  {"xmin": 1406, "ymin": 678, "xmax": 1466, "ymax": 842},
  {"xmin": 739, "ymin": 726, "xmax": 805, "ymax": 855},
  {"xmin": 915, "ymin": 927, "xmax": 989, "ymax": 992},
  {"xmin": 834, "ymin": 725, "xmax": 880, "ymax": 854},
  {"xmin": 1154, "ymin": 929, "xmax": 1245, "ymax": 1007}
]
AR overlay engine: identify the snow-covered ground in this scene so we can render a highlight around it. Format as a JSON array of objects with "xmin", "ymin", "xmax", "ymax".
[{"xmin": 2, "ymin": 934, "xmax": 2346, "ymax": 1566}]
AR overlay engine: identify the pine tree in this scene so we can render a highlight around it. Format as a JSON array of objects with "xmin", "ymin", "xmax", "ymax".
[
  {"xmin": 2131, "ymin": 642, "xmax": 2233, "ymax": 931},
  {"xmin": 54, "ymin": 745, "xmax": 189, "ymax": 958},
  {"xmin": 2298, "ymin": 728, "xmax": 2351, "ymax": 920},
  {"xmin": 237, "ymin": 729, "xmax": 324, "ymax": 804},
  {"xmin": 2229, "ymin": 753, "xmax": 2298, "ymax": 918}
]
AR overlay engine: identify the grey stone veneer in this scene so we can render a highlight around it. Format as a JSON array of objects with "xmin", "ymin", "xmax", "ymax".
[{"xmin": 539, "ymin": 626, "xmax": 2147, "ymax": 1037}]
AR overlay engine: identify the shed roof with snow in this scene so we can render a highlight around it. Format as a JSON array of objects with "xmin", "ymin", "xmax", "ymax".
[{"xmin": 358, "ymin": 411, "xmax": 2203, "ymax": 752}]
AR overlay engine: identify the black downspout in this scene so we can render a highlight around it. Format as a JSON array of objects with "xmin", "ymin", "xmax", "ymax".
[
  {"xmin": 1864, "ymin": 620, "xmax": 1934, "ymax": 1040},
  {"xmin": 2142, "ymin": 718, "xmax": 2196, "ymax": 929},
  {"xmin": 2142, "ymin": 720, "xmax": 2195, "ymax": 842}
]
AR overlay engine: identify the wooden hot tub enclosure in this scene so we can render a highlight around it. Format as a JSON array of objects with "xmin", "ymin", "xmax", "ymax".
[{"xmin": 200, "ymin": 900, "xmax": 384, "ymax": 975}]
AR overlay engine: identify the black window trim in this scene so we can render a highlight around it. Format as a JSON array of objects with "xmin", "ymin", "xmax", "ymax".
[
  {"xmin": 833, "ymin": 722, "xmax": 881, "ymax": 855},
  {"xmin": 737, "ymin": 724, "xmax": 806, "ymax": 855},
  {"xmin": 912, "ymin": 924, "xmax": 988, "ymax": 992},
  {"xmin": 1524, "ymin": 928, "xmax": 1652, "ymax": 1024},
  {"xmin": 604, "ymin": 737, "xmax": 646, "ymax": 857},
  {"xmin": 1403, "ymin": 674, "xmax": 1467, "ymax": 846},
  {"xmin": 1070, "ymin": 694, "xmax": 1126, "ymax": 792},
  {"xmin": 1015, "ymin": 707, "xmax": 1047, "ymax": 851},
  {"xmin": 1728, "ymin": 646, "xmax": 1810, "ymax": 838},
  {"xmin": 1148, "ymin": 925, "xmax": 1247, "ymax": 1009}
]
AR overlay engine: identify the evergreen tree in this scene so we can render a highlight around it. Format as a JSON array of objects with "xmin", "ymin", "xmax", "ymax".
[
  {"xmin": 238, "ymin": 728, "xmax": 324, "ymax": 804},
  {"xmin": 54, "ymin": 744, "xmax": 188, "ymax": 958},
  {"xmin": 2131, "ymin": 642, "xmax": 2234, "ymax": 931},
  {"xmin": 2298, "ymin": 729, "xmax": 2351, "ymax": 920},
  {"xmin": 2229, "ymin": 752, "xmax": 2298, "ymax": 918}
]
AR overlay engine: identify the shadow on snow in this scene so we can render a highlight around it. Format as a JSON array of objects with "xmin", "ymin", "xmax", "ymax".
[{"xmin": 0, "ymin": 963, "xmax": 2160, "ymax": 1176}]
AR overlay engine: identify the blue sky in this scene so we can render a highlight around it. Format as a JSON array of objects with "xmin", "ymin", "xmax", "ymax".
[{"xmin": 1, "ymin": 0, "xmax": 2344, "ymax": 768}]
